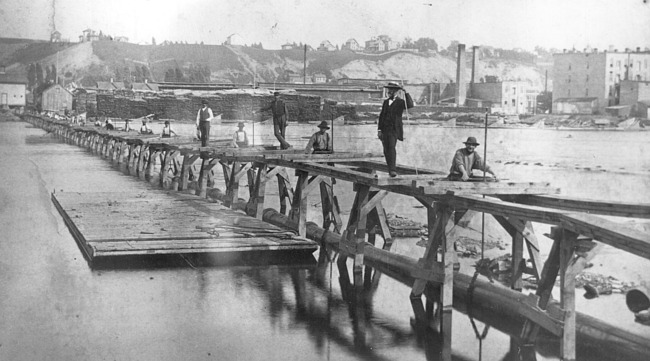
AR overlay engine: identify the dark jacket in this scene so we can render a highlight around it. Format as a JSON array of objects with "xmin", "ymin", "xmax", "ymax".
[{"xmin": 378, "ymin": 93, "xmax": 414, "ymax": 141}]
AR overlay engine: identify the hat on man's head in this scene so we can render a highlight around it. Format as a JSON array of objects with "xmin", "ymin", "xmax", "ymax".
[
  {"xmin": 317, "ymin": 120, "xmax": 330, "ymax": 129},
  {"xmin": 201, "ymin": 99, "xmax": 208, "ymax": 105},
  {"xmin": 383, "ymin": 81, "xmax": 403, "ymax": 89},
  {"xmin": 237, "ymin": 121, "xmax": 245, "ymax": 128},
  {"xmin": 463, "ymin": 136, "xmax": 480, "ymax": 146},
  {"xmin": 273, "ymin": 91, "xmax": 280, "ymax": 96}
]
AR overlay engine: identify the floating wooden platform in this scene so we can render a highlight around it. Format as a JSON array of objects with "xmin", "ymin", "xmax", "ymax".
[{"xmin": 52, "ymin": 190, "xmax": 317, "ymax": 260}]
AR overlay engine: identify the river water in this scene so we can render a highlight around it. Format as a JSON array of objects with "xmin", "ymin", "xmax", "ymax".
[{"xmin": 1, "ymin": 120, "xmax": 648, "ymax": 361}]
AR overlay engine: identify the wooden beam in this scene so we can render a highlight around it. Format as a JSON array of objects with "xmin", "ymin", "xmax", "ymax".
[
  {"xmin": 440, "ymin": 194, "xmax": 650, "ymax": 260},
  {"xmin": 500, "ymin": 194, "xmax": 650, "ymax": 219}
]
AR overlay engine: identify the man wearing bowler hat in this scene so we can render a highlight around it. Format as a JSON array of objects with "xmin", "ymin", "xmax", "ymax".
[
  {"xmin": 377, "ymin": 81, "xmax": 414, "ymax": 177},
  {"xmin": 196, "ymin": 99, "xmax": 214, "ymax": 147},
  {"xmin": 305, "ymin": 120, "xmax": 333, "ymax": 154},
  {"xmin": 448, "ymin": 136, "xmax": 498, "ymax": 181}
]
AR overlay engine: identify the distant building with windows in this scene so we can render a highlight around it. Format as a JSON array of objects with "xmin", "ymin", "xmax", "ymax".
[
  {"xmin": 471, "ymin": 80, "xmax": 530, "ymax": 115},
  {"xmin": 50, "ymin": 30, "xmax": 62, "ymax": 42},
  {"xmin": 312, "ymin": 73, "xmax": 327, "ymax": 83},
  {"xmin": 552, "ymin": 47, "xmax": 650, "ymax": 113},
  {"xmin": 365, "ymin": 35, "xmax": 400, "ymax": 53},
  {"xmin": 365, "ymin": 37, "xmax": 386, "ymax": 52},
  {"xmin": 317, "ymin": 40, "xmax": 336, "ymax": 52},
  {"xmin": 41, "ymin": 84, "xmax": 73, "ymax": 113},
  {"xmin": 343, "ymin": 39, "xmax": 362, "ymax": 51}
]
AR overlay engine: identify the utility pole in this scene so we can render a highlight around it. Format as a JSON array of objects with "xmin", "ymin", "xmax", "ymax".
[{"xmin": 303, "ymin": 44, "xmax": 307, "ymax": 84}]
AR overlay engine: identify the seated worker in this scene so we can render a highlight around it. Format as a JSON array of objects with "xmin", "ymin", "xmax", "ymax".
[
  {"xmin": 140, "ymin": 119, "xmax": 153, "ymax": 134},
  {"xmin": 123, "ymin": 119, "xmax": 134, "ymax": 132},
  {"xmin": 232, "ymin": 122, "xmax": 249, "ymax": 148},
  {"xmin": 304, "ymin": 121, "xmax": 333, "ymax": 154},
  {"xmin": 105, "ymin": 119, "xmax": 115, "ymax": 130},
  {"xmin": 448, "ymin": 136, "xmax": 498, "ymax": 181},
  {"xmin": 161, "ymin": 120, "xmax": 177, "ymax": 138}
]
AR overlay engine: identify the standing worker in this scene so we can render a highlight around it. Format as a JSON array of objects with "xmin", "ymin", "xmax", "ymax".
[
  {"xmin": 257, "ymin": 92, "xmax": 291, "ymax": 149},
  {"xmin": 304, "ymin": 121, "xmax": 333, "ymax": 154},
  {"xmin": 377, "ymin": 82, "xmax": 414, "ymax": 177},
  {"xmin": 232, "ymin": 122, "xmax": 249, "ymax": 148},
  {"xmin": 196, "ymin": 99, "xmax": 214, "ymax": 147},
  {"xmin": 447, "ymin": 136, "xmax": 498, "ymax": 181}
]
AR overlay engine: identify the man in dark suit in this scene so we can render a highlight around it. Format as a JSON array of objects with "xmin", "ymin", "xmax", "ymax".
[
  {"xmin": 258, "ymin": 91, "xmax": 291, "ymax": 149},
  {"xmin": 377, "ymin": 82, "xmax": 414, "ymax": 177}
]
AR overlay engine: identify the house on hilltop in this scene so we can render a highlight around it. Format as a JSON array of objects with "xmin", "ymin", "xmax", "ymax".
[
  {"xmin": 343, "ymin": 39, "xmax": 362, "ymax": 51},
  {"xmin": 80, "ymin": 29, "xmax": 99, "ymax": 42},
  {"xmin": 50, "ymin": 31, "xmax": 62, "ymax": 43},
  {"xmin": 365, "ymin": 35, "xmax": 400, "ymax": 53},
  {"xmin": 317, "ymin": 40, "xmax": 336, "ymax": 52}
]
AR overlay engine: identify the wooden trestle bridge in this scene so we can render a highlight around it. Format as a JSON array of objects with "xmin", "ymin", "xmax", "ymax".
[{"xmin": 26, "ymin": 114, "xmax": 650, "ymax": 361}]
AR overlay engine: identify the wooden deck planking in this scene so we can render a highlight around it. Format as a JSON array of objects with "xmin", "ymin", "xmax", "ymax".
[{"xmin": 52, "ymin": 191, "xmax": 317, "ymax": 260}]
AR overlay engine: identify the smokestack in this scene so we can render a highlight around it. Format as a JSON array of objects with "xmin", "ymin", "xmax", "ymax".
[
  {"xmin": 470, "ymin": 46, "xmax": 478, "ymax": 84},
  {"xmin": 469, "ymin": 46, "xmax": 478, "ymax": 99},
  {"xmin": 455, "ymin": 43, "xmax": 466, "ymax": 107},
  {"xmin": 637, "ymin": 47, "xmax": 641, "ymax": 53}
]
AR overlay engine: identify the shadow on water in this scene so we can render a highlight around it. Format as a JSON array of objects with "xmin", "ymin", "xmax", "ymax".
[
  {"xmin": 89, "ymin": 251, "xmax": 317, "ymax": 271},
  {"xmin": 25, "ymin": 132, "xmax": 63, "ymax": 144}
]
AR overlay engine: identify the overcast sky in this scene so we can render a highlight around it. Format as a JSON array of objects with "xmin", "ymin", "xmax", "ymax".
[{"xmin": 1, "ymin": 0, "xmax": 649, "ymax": 51}]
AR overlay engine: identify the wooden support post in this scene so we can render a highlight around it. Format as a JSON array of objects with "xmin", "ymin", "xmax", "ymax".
[
  {"xmin": 276, "ymin": 168, "xmax": 294, "ymax": 215},
  {"xmin": 159, "ymin": 150, "xmax": 176, "ymax": 188},
  {"xmin": 179, "ymin": 154, "xmax": 199, "ymax": 191},
  {"xmin": 289, "ymin": 170, "xmax": 310, "ymax": 237},
  {"xmin": 494, "ymin": 216, "xmax": 544, "ymax": 285},
  {"xmin": 247, "ymin": 164, "xmax": 268, "ymax": 219},
  {"xmin": 520, "ymin": 226, "xmax": 566, "ymax": 342},
  {"xmin": 319, "ymin": 178, "xmax": 342, "ymax": 233},
  {"xmin": 145, "ymin": 150, "xmax": 159, "ymax": 181},
  {"xmin": 170, "ymin": 155, "xmax": 183, "ymax": 191},
  {"xmin": 225, "ymin": 162, "xmax": 244, "ymax": 207},
  {"xmin": 136, "ymin": 144, "xmax": 147, "ymax": 177},
  {"xmin": 196, "ymin": 158, "xmax": 218, "ymax": 198},
  {"xmin": 126, "ymin": 144, "xmax": 137, "ymax": 170},
  {"xmin": 560, "ymin": 229, "xmax": 578, "ymax": 361},
  {"xmin": 410, "ymin": 202, "xmax": 453, "ymax": 337}
]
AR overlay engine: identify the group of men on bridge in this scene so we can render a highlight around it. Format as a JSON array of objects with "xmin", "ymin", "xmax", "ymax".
[{"xmin": 195, "ymin": 82, "xmax": 497, "ymax": 182}]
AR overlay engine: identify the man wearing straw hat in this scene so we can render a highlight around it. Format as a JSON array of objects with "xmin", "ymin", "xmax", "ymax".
[
  {"xmin": 448, "ymin": 136, "xmax": 498, "ymax": 181},
  {"xmin": 304, "ymin": 121, "xmax": 333, "ymax": 154},
  {"xmin": 377, "ymin": 81, "xmax": 413, "ymax": 177}
]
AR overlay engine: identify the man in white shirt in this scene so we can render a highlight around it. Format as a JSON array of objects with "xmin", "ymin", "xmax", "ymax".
[{"xmin": 196, "ymin": 99, "xmax": 214, "ymax": 146}]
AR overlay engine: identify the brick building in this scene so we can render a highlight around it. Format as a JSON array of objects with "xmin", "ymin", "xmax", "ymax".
[
  {"xmin": 471, "ymin": 81, "xmax": 530, "ymax": 115},
  {"xmin": 552, "ymin": 48, "xmax": 650, "ymax": 114}
]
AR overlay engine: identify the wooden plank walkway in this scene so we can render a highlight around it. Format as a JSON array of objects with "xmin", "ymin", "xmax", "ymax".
[{"xmin": 52, "ymin": 190, "xmax": 317, "ymax": 260}]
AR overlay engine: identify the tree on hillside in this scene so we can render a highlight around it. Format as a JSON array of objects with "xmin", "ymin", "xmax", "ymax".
[
  {"xmin": 164, "ymin": 68, "xmax": 176, "ymax": 82},
  {"xmin": 152, "ymin": 37, "xmax": 156, "ymax": 46},
  {"xmin": 50, "ymin": 64, "xmax": 57, "ymax": 84},
  {"xmin": 35, "ymin": 63, "xmax": 44, "ymax": 87},
  {"xmin": 27, "ymin": 63, "xmax": 36, "ymax": 90},
  {"xmin": 45, "ymin": 65, "xmax": 52, "ymax": 84},
  {"xmin": 413, "ymin": 37, "xmax": 438, "ymax": 52},
  {"xmin": 141, "ymin": 66, "xmax": 150, "ymax": 81},
  {"xmin": 175, "ymin": 68, "xmax": 185, "ymax": 82}
]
